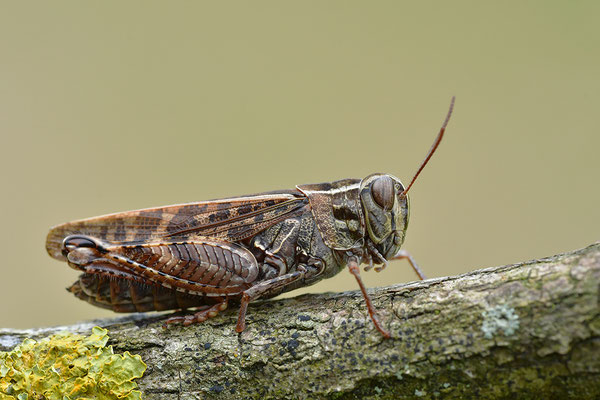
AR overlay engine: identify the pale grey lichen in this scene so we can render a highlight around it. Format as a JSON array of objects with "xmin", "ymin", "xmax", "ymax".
[
  {"xmin": 0, "ymin": 335, "xmax": 20, "ymax": 349},
  {"xmin": 481, "ymin": 304, "xmax": 520, "ymax": 338}
]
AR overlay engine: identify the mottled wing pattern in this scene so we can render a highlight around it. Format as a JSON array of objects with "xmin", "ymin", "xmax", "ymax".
[{"xmin": 47, "ymin": 190, "xmax": 308, "ymax": 261}]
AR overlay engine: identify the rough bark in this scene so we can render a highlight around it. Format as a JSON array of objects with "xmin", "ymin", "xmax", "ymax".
[{"xmin": 2, "ymin": 243, "xmax": 599, "ymax": 399}]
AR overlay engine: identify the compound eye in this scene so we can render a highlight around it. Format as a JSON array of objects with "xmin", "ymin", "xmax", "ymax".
[
  {"xmin": 371, "ymin": 175, "xmax": 395, "ymax": 211},
  {"xmin": 62, "ymin": 235, "xmax": 97, "ymax": 254}
]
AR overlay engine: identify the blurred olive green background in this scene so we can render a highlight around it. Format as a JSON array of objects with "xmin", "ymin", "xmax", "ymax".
[{"xmin": 1, "ymin": 2, "xmax": 598, "ymax": 329}]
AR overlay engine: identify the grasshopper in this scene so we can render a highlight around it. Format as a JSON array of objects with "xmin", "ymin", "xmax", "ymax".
[{"xmin": 46, "ymin": 98, "xmax": 454, "ymax": 338}]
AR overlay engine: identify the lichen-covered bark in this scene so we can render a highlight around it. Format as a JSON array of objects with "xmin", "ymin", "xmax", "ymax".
[{"xmin": 2, "ymin": 243, "xmax": 599, "ymax": 399}]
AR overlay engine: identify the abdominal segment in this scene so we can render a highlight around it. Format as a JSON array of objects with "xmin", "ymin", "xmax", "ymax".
[{"xmin": 69, "ymin": 273, "xmax": 226, "ymax": 313}]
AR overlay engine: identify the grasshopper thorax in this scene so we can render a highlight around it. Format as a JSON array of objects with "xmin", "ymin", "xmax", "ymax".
[{"xmin": 359, "ymin": 174, "xmax": 409, "ymax": 262}]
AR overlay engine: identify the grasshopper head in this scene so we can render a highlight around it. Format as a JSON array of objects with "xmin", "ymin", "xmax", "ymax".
[
  {"xmin": 359, "ymin": 96, "xmax": 455, "ymax": 265},
  {"xmin": 359, "ymin": 174, "xmax": 409, "ymax": 261}
]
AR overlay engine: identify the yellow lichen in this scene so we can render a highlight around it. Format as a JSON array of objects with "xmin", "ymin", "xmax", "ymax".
[{"xmin": 0, "ymin": 327, "xmax": 146, "ymax": 400}]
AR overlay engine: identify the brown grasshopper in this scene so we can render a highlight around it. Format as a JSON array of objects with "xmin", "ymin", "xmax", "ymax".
[{"xmin": 46, "ymin": 98, "xmax": 454, "ymax": 338}]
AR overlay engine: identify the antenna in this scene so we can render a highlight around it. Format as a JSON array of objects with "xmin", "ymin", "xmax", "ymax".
[{"xmin": 399, "ymin": 96, "xmax": 455, "ymax": 198}]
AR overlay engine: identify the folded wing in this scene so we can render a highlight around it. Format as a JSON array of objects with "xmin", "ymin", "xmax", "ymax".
[{"xmin": 47, "ymin": 191, "xmax": 308, "ymax": 261}]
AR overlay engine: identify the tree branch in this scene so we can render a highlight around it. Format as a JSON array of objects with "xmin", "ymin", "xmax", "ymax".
[{"xmin": 2, "ymin": 243, "xmax": 600, "ymax": 399}]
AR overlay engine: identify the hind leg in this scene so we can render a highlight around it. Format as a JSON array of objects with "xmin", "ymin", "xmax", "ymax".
[{"xmin": 165, "ymin": 297, "xmax": 228, "ymax": 326}]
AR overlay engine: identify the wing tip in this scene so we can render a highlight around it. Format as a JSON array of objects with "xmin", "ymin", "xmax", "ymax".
[{"xmin": 46, "ymin": 223, "xmax": 69, "ymax": 261}]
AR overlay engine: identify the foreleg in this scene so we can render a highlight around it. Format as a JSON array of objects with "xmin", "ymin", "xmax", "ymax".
[{"xmin": 389, "ymin": 249, "xmax": 427, "ymax": 280}]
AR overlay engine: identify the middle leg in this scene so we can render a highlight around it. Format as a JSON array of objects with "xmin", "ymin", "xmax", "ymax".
[{"xmin": 235, "ymin": 267, "xmax": 306, "ymax": 333}]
